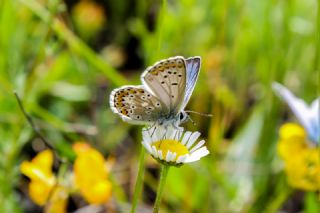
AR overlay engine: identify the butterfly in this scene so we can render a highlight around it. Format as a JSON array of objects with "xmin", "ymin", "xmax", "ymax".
[
  {"xmin": 272, "ymin": 82, "xmax": 319, "ymax": 144},
  {"xmin": 109, "ymin": 56, "xmax": 201, "ymax": 128}
]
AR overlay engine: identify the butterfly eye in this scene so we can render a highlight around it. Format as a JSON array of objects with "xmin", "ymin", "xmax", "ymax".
[
  {"xmin": 179, "ymin": 112, "xmax": 188, "ymax": 123},
  {"xmin": 179, "ymin": 113, "xmax": 184, "ymax": 120}
]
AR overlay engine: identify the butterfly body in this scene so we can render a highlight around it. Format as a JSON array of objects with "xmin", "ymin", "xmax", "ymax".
[{"xmin": 109, "ymin": 56, "xmax": 201, "ymax": 128}]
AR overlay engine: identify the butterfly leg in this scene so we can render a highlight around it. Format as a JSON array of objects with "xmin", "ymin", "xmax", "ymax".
[
  {"xmin": 157, "ymin": 125, "xmax": 169, "ymax": 148},
  {"xmin": 172, "ymin": 122, "xmax": 183, "ymax": 132},
  {"xmin": 172, "ymin": 129, "xmax": 180, "ymax": 140},
  {"xmin": 186, "ymin": 114, "xmax": 197, "ymax": 126},
  {"xmin": 149, "ymin": 124, "xmax": 158, "ymax": 138},
  {"xmin": 143, "ymin": 122, "xmax": 157, "ymax": 132}
]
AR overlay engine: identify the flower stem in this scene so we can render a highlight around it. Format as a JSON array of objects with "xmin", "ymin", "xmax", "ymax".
[
  {"xmin": 153, "ymin": 164, "xmax": 170, "ymax": 213},
  {"xmin": 156, "ymin": 0, "xmax": 167, "ymax": 56},
  {"xmin": 131, "ymin": 147, "xmax": 146, "ymax": 213}
]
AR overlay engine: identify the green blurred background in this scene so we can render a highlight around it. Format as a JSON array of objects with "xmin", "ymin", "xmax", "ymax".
[{"xmin": 0, "ymin": 0, "xmax": 319, "ymax": 212}]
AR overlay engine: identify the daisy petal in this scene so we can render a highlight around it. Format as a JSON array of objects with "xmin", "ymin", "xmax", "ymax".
[
  {"xmin": 171, "ymin": 152, "xmax": 177, "ymax": 162},
  {"xmin": 181, "ymin": 131, "xmax": 192, "ymax": 145},
  {"xmin": 142, "ymin": 129, "xmax": 152, "ymax": 144},
  {"xmin": 142, "ymin": 142, "xmax": 152, "ymax": 154},
  {"xmin": 158, "ymin": 150, "xmax": 163, "ymax": 160},
  {"xmin": 166, "ymin": 151, "xmax": 172, "ymax": 162},
  {"xmin": 186, "ymin": 132, "xmax": 201, "ymax": 148},
  {"xmin": 186, "ymin": 147, "xmax": 210, "ymax": 163},
  {"xmin": 153, "ymin": 127, "xmax": 163, "ymax": 141},
  {"xmin": 176, "ymin": 155, "xmax": 188, "ymax": 163},
  {"xmin": 190, "ymin": 140, "xmax": 205, "ymax": 153},
  {"xmin": 174, "ymin": 130, "xmax": 183, "ymax": 140},
  {"xmin": 165, "ymin": 128, "xmax": 176, "ymax": 139},
  {"xmin": 152, "ymin": 146, "xmax": 158, "ymax": 158}
]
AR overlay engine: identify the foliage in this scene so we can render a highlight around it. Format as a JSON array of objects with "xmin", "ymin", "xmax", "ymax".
[{"xmin": 0, "ymin": 0, "xmax": 319, "ymax": 212}]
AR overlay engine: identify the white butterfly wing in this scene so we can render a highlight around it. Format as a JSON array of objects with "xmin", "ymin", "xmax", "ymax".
[
  {"xmin": 309, "ymin": 98, "xmax": 320, "ymax": 142},
  {"xmin": 181, "ymin": 56, "xmax": 201, "ymax": 110},
  {"xmin": 272, "ymin": 82, "xmax": 319, "ymax": 142},
  {"xmin": 141, "ymin": 56, "xmax": 187, "ymax": 115}
]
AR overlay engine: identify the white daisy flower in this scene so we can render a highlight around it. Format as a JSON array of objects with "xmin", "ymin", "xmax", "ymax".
[
  {"xmin": 142, "ymin": 126, "xmax": 210, "ymax": 166},
  {"xmin": 272, "ymin": 82, "xmax": 319, "ymax": 144}
]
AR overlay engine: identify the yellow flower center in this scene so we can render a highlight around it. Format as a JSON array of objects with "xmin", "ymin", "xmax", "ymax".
[{"xmin": 152, "ymin": 139, "xmax": 189, "ymax": 160}]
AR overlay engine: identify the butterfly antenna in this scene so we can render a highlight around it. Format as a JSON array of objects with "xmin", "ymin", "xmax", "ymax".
[{"xmin": 185, "ymin": 110, "xmax": 213, "ymax": 117}]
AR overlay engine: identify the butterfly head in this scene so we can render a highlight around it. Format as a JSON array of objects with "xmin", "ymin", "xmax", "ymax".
[
  {"xmin": 156, "ymin": 111, "xmax": 188, "ymax": 129},
  {"xmin": 178, "ymin": 111, "xmax": 189, "ymax": 124}
]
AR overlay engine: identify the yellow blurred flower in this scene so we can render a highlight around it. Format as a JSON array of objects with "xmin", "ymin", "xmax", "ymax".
[
  {"xmin": 278, "ymin": 123, "xmax": 308, "ymax": 160},
  {"xmin": 20, "ymin": 150, "xmax": 56, "ymax": 206},
  {"xmin": 73, "ymin": 142, "xmax": 112, "ymax": 204},
  {"xmin": 20, "ymin": 150, "xmax": 68, "ymax": 213},
  {"xmin": 277, "ymin": 123, "xmax": 320, "ymax": 191},
  {"xmin": 285, "ymin": 149, "xmax": 320, "ymax": 191},
  {"xmin": 44, "ymin": 186, "xmax": 68, "ymax": 213},
  {"xmin": 72, "ymin": 0, "xmax": 106, "ymax": 40}
]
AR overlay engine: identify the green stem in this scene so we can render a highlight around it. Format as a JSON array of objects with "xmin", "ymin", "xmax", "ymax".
[
  {"xmin": 314, "ymin": 0, "xmax": 320, "ymax": 73},
  {"xmin": 156, "ymin": 0, "xmax": 167, "ymax": 57},
  {"xmin": 264, "ymin": 187, "xmax": 292, "ymax": 213},
  {"xmin": 131, "ymin": 147, "xmax": 146, "ymax": 213},
  {"xmin": 153, "ymin": 164, "xmax": 170, "ymax": 213},
  {"xmin": 316, "ymin": 0, "xmax": 320, "ymax": 102}
]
